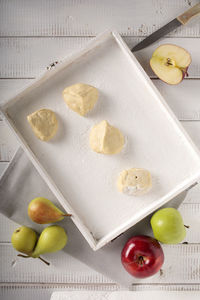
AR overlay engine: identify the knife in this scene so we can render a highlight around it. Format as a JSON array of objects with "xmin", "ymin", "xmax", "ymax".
[{"xmin": 132, "ymin": 3, "xmax": 200, "ymax": 52}]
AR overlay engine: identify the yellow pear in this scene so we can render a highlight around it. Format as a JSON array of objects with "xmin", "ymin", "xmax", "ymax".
[
  {"xmin": 11, "ymin": 226, "xmax": 38, "ymax": 255},
  {"xmin": 11, "ymin": 225, "xmax": 67, "ymax": 266},
  {"xmin": 28, "ymin": 197, "xmax": 71, "ymax": 224},
  {"xmin": 32, "ymin": 225, "xmax": 68, "ymax": 258}
]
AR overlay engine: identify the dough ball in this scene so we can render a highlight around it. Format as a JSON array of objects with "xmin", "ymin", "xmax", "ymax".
[
  {"xmin": 27, "ymin": 109, "xmax": 58, "ymax": 141},
  {"xmin": 117, "ymin": 168, "xmax": 152, "ymax": 196},
  {"xmin": 62, "ymin": 83, "xmax": 99, "ymax": 116},
  {"xmin": 89, "ymin": 120, "xmax": 124, "ymax": 154}
]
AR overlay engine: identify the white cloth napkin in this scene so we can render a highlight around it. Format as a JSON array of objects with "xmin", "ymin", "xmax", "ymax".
[
  {"xmin": 0, "ymin": 147, "xmax": 188, "ymax": 286},
  {"xmin": 50, "ymin": 291, "xmax": 200, "ymax": 300}
]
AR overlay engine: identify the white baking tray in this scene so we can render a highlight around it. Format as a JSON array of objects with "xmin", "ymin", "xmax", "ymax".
[{"xmin": 1, "ymin": 31, "xmax": 200, "ymax": 251}]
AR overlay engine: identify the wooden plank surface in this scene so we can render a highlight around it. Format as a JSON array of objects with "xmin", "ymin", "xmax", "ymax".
[
  {"xmin": 0, "ymin": 0, "xmax": 200, "ymax": 37},
  {"xmin": 1, "ymin": 0, "xmax": 200, "ymax": 297},
  {"xmin": 0, "ymin": 244, "xmax": 111, "ymax": 284},
  {"xmin": 0, "ymin": 121, "xmax": 18, "ymax": 162},
  {"xmin": 1, "ymin": 243, "xmax": 200, "ymax": 285},
  {"xmin": 0, "ymin": 37, "xmax": 200, "ymax": 78},
  {"xmin": 1, "ymin": 284, "xmax": 200, "ymax": 300},
  {"xmin": 0, "ymin": 162, "xmax": 9, "ymax": 175}
]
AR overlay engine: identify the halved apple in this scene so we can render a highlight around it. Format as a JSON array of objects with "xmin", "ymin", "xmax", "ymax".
[{"xmin": 150, "ymin": 44, "xmax": 191, "ymax": 85}]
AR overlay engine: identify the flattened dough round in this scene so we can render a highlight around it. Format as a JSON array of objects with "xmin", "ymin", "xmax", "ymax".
[
  {"xmin": 62, "ymin": 83, "xmax": 99, "ymax": 116},
  {"xmin": 117, "ymin": 168, "xmax": 152, "ymax": 196},
  {"xmin": 27, "ymin": 109, "xmax": 58, "ymax": 141},
  {"xmin": 89, "ymin": 120, "xmax": 124, "ymax": 154}
]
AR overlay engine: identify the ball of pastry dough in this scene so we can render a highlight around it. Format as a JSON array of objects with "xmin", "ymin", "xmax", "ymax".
[
  {"xmin": 89, "ymin": 120, "xmax": 124, "ymax": 154},
  {"xmin": 62, "ymin": 83, "xmax": 99, "ymax": 116},
  {"xmin": 117, "ymin": 168, "xmax": 152, "ymax": 196},
  {"xmin": 27, "ymin": 109, "xmax": 58, "ymax": 141}
]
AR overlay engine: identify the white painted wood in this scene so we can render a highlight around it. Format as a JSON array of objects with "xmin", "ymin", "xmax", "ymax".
[
  {"xmin": 0, "ymin": 214, "xmax": 18, "ymax": 242},
  {"xmin": 0, "ymin": 0, "xmax": 200, "ymax": 37},
  {"xmin": 182, "ymin": 182, "xmax": 200, "ymax": 203},
  {"xmin": 1, "ymin": 0, "xmax": 200, "ymax": 293},
  {"xmin": 0, "ymin": 37, "xmax": 90, "ymax": 78},
  {"xmin": 0, "ymin": 244, "xmax": 111, "ymax": 284},
  {"xmin": 50, "ymin": 290, "xmax": 200, "ymax": 300},
  {"xmin": 0, "ymin": 288, "xmax": 60, "ymax": 300},
  {"xmin": 176, "ymin": 122, "xmax": 200, "ymax": 203},
  {"xmin": 179, "ymin": 203, "xmax": 200, "ymax": 241},
  {"xmin": 0, "ymin": 79, "xmax": 33, "ymax": 104},
  {"xmin": 1, "ymin": 243, "xmax": 200, "ymax": 284},
  {"xmin": 0, "ymin": 37, "xmax": 200, "ymax": 78},
  {"xmin": 0, "ymin": 286, "xmax": 118, "ymax": 300},
  {"xmin": 153, "ymin": 80, "xmax": 200, "ymax": 121},
  {"xmin": 0, "ymin": 121, "xmax": 18, "ymax": 161},
  {"xmin": 1, "ymin": 283, "xmax": 200, "ymax": 290},
  {"xmin": 1, "ymin": 79, "xmax": 200, "ymax": 121},
  {"xmin": 2, "ymin": 285, "xmax": 200, "ymax": 300},
  {"xmin": 182, "ymin": 122, "xmax": 200, "ymax": 151},
  {"xmin": 0, "ymin": 162, "xmax": 8, "ymax": 175}
]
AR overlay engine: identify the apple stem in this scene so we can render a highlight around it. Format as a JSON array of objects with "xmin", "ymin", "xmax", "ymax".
[
  {"xmin": 63, "ymin": 214, "xmax": 72, "ymax": 217},
  {"xmin": 181, "ymin": 68, "xmax": 189, "ymax": 77},
  {"xmin": 138, "ymin": 256, "xmax": 145, "ymax": 266},
  {"xmin": 38, "ymin": 256, "xmax": 50, "ymax": 266},
  {"xmin": 184, "ymin": 225, "xmax": 190, "ymax": 228}
]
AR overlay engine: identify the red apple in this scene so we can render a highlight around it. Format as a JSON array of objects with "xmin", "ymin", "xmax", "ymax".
[
  {"xmin": 121, "ymin": 235, "xmax": 164, "ymax": 278},
  {"xmin": 150, "ymin": 44, "xmax": 191, "ymax": 85}
]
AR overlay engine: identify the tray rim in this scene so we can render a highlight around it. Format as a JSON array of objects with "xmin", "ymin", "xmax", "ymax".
[{"xmin": 1, "ymin": 30, "xmax": 200, "ymax": 251}]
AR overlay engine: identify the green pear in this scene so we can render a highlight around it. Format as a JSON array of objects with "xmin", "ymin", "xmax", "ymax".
[
  {"xmin": 28, "ymin": 197, "xmax": 71, "ymax": 224},
  {"xmin": 11, "ymin": 226, "xmax": 38, "ymax": 255},
  {"xmin": 32, "ymin": 225, "xmax": 68, "ymax": 258},
  {"xmin": 150, "ymin": 207, "xmax": 186, "ymax": 244}
]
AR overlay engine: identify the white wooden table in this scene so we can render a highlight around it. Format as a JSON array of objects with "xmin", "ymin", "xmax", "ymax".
[{"xmin": 1, "ymin": 1, "xmax": 200, "ymax": 299}]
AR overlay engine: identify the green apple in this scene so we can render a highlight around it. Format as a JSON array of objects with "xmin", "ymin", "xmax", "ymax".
[{"xmin": 150, "ymin": 207, "xmax": 186, "ymax": 244}]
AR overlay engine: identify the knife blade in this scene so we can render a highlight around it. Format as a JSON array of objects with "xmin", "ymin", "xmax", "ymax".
[{"xmin": 132, "ymin": 3, "xmax": 200, "ymax": 52}]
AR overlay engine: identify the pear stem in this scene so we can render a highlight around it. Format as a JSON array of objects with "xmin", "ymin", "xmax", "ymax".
[
  {"xmin": 63, "ymin": 214, "xmax": 72, "ymax": 217},
  {"xmin": 17, "ymin": 254, "xmax": 30, "ymax": 258},
  {"xmin": 17, "ymin": 254, "xmax": 50, "ymax": 266},
  {"xmin": 184, "ymin": 225, "xmax": 190, "ymax": 228},
  {"xmin": 38, "ymin": 256, "xmax": 50, "ymax": 266}
]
